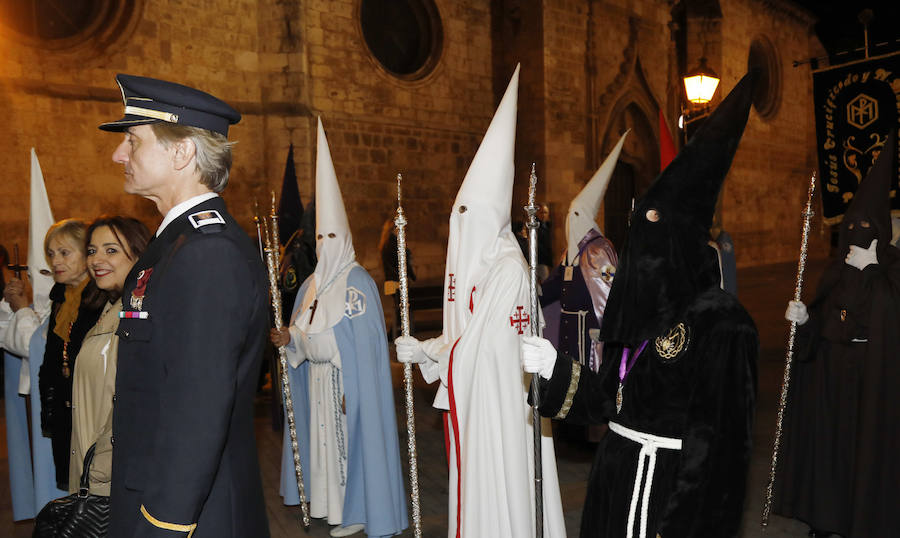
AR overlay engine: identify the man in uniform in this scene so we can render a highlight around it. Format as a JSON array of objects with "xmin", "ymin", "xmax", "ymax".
[{"xmin": 100, "ymin": 74, "xmax": 270, "ymax": 537}]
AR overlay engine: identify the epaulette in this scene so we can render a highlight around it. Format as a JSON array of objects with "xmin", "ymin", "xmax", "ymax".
[{"xmin": 188, "ymin": 210, "xmax": 226, "ymax": 234}]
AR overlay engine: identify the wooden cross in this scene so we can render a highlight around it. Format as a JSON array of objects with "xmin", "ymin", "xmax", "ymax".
[{"xmin": 7, "ymin": 244, "xmax": 27, "ymax": 279}]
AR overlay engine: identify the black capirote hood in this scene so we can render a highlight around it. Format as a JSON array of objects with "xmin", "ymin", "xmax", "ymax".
[{"xmin": 600, "ymin": 71, "xmax": 756, "ymax": 345}]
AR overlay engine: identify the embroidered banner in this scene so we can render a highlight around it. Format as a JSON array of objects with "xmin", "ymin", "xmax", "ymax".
[{"xmin": 813, "ymin": 51, "xmax": 900, "ymax": 224}]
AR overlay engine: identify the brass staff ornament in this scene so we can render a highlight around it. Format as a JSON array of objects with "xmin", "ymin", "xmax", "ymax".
[
  {"xmin": 261, "ymin": 199, "xmax": 311, "ymax": 529},
  {"xmin": 761, "ymin": 171, "xmax": 817, "ymax": 527},
  {"xmin": 395, "ymin": 173, "xmax": 423, "ymax": 537}
]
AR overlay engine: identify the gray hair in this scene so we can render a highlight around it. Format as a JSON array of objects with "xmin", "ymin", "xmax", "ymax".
[{"xmin": 151, "ymin": 123, "xmax": 235, "ymax": 192}]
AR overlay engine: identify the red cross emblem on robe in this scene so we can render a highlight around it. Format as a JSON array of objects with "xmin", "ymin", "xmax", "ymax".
[
  {"xmin": 509, "ymin": 305, "xmax": 530, "ymax": 334},
  {"xmin": 447, "ymin": 273, "xmax": 456, "ymax": 302}
]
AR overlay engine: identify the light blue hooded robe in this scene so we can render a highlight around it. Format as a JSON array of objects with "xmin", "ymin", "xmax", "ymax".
[{"xmin": 280, "ymin": 265, "xmax": 408, "ymax": 537}]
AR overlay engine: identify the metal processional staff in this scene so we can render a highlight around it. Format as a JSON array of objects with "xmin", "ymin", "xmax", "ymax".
[
  {"xmin": 525, "ymin": 163, "xmax": 544, "ymax": 538},
  {"xmin": 394, "ymin": 173, "xmax": 423, "ymax": 537},
  {"xmin": 258, "ymin": 193, "xmax": 311, "ymax": 529},
  {"xmin": 761, "ymin": 171, "xmax": 817, "ymax": 527}
]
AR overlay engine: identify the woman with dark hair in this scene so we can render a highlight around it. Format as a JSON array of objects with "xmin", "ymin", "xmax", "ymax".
[
  {"xmin": 68, "ymin": 216, "xmax": 151, "ymax": 495},
  {"xmin": 37, "ymin": 219, "xmax": 107, "ymax": 490}
]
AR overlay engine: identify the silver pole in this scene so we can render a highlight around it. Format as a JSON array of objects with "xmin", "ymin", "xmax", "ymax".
[
  {"xmin": 525, "ymin": 163, "xmax": 544, "ymax": 538},
  {"xmin": 395, "ymin": 173, "xmax": 423, "ymax": 537},
  {"xmin": 761, "ymin": 171, "xmax": 817, "ymax": 527}
]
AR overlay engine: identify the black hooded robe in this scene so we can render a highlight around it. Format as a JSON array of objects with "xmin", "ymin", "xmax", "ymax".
[
  {"xmin": 539, "ymin": 285, "xmax": 757, "ymax": 537},
  {"xmin": 774, "ymin": 124, "xmax": 900, "ymax": 538},
  {"xmin": 773, "ymin": 248, "xmax": 900, "ymax": 537},
  {"xmin": 537, "ymin": 72, "xmax": 759, "ymax": 537}
]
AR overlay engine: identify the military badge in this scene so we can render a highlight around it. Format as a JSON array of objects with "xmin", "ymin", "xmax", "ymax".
[
  {"xmin": 188, "ymin": 210, "xmax": 226, "ymax": 229},
  {"xmin": 131, "ymin": 268, "xmax": 153, "ymax": 310}
]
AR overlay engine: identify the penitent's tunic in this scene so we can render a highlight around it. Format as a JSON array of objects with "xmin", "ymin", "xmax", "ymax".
[
  {"xmin": 541, "ymin": 229, "xmax": 616, "ymax": 372},
  {"xmin": 280, "ymin": 264, "xmax": 408, "ymax": 537},
  {"xmin": 539, "ymin": 286, "xmax": 757, "ymax": 537},
  {"xmin": 423, "ymin": 247, "xmax": 566, "ymax": 538},
  {"xmin": 774, "ymin": 249, "xmax": 900, "ymax": 537}
]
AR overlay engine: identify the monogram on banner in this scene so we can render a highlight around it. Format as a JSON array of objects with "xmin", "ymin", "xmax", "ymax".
[{"xmin": 812, "ymin": 51, "xmax": 900, "ymax": 224}]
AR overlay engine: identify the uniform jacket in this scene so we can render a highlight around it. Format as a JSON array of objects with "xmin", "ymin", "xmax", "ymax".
[{"xmin": 110, "ymin": 196, "xmax": 270, "ymax": 538}]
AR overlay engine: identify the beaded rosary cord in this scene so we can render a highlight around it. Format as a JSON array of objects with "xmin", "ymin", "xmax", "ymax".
[{"xmin": 308, "ymin": 260, "xmax": 355, "ymax": 324}]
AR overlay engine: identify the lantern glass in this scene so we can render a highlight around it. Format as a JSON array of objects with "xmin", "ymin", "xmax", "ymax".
[
  {"xmin": 684, "ymin": 73, "xmax": 720, "ymax": 104},
  {"xmin": 683, "ymin": 58, "xmax": 720, "ymax": 104}
]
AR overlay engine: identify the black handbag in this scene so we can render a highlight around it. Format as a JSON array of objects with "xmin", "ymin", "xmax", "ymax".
[{"xmin": 33, "ymin": 443, "xmax": 110, "ymax": 537}]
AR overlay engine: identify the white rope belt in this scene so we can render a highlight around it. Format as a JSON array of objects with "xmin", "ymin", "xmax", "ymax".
[
  {"xmin": 560, "ymin": 308, "xmax": 589, "ymax": 365},
  {"xmin": 608, "ymin": 421, "xmax": 683, "ymax": 538}
]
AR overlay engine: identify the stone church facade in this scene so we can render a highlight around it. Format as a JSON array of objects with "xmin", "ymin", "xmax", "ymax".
[{"xmin": 0, "ymin": 0, "xmax": 828, "ymax": 283}]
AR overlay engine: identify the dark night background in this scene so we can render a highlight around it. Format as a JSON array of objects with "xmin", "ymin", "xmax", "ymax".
[{"xmin": 796, "ymin": 1, "xmax": 900, "ymax": 65}]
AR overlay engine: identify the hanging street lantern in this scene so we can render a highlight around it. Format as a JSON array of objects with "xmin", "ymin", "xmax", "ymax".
[{"xmin": 683, "ymin": 57, "xmax": 720, "ymax": 104}]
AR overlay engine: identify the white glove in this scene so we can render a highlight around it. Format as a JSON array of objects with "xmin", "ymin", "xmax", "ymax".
[
  {"xmin": 395, "ymin": 336, "xmax": 428, "ymax": 364},
  {"xmin": 785, "ymin": 300, "xmax": 809, "ymax": 325},
  {"xmin": 521, "ymin": 335, "xmax": 557, "ymax": 380},
  {"xmin": 845, "ymin": 239, "xmax": 878, "ymax": 270}
]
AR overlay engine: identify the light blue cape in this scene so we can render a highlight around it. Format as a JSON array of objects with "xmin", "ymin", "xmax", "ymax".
[{"xmin": 279, "ymin": 265, "xmax": 408, "ymax": 537}]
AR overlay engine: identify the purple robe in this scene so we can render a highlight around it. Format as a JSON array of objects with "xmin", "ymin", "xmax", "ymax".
[{"xmin": 541, "ymin": 229, "xmax": 617, "ymax": 371}]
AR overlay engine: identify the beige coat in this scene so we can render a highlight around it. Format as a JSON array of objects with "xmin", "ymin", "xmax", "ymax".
[{"xmin": 68, "ymin": 300, "xmax": 120, "ymax": 495}]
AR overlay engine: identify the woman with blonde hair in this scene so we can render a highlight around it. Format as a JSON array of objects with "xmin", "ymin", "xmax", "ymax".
[
  {"xmin": 68, "ymin": 216, "xmax": 151, "ymax": 495},
  {"xmin": 36, "ymin": 218, "xmax": 106, "ymax": 490}
]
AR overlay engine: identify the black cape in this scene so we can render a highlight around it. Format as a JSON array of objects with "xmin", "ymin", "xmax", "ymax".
[
  {"xmin": 773, "ymin": 247, "xmax": 900, "ymax": 537},
  {"xmin": 539, "ymin": 286, "xmax": 758, "ymax": 537}
]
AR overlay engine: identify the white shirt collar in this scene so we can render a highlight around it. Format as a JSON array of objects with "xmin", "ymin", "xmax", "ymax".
[{"xmin": 156, "ymin": 192, "xmax": 220, "ymax": 237}]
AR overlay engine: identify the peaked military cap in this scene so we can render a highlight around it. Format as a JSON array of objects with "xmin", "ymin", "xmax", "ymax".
[{"xmin": 99, "ymin": 74, "xmax": 240, "ymax": 136}]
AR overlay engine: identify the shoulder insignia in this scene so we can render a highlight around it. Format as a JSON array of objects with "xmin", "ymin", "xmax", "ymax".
[
  {"xmin": 344, "ymin": 286, "xmax": 366, "ymax": 319},
  {"xmin": 188, "ymin": 210, "xmax": 226, "ymax": 233}
]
